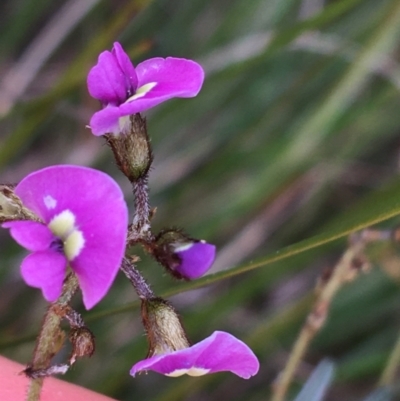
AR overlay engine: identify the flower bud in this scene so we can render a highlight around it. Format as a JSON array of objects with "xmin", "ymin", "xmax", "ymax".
[
  {"xmin": 153, "ymin": 229, "xmax": 216, "ymax": 280},
  {"xmin": 141, "ymin": 297, "xmax": 189, "ymax": 357}
]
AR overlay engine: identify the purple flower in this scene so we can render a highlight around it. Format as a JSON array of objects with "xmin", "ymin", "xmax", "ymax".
[
  {"xmin": 87, "ymin": 42, "xmax": 205, "ymax": 136},
  {"xmin": 154, "ymin": 230, "xmax": 216, "ymax": 280},
  {"xmin": 2, "ymin": 165, "xmax": 128, "ymax": 309},
  {"xmin": 173, "ymin": 241, "xmax": 216, "ymax": 279},
  {"xmin": 130, "ymin": 331, "xmax": 259, "ymax": 379}
]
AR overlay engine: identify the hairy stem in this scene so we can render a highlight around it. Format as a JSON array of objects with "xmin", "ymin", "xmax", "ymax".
[
  {"xmin": 131, "ymin": 175, "xmax": 152, "ymax": 241},
  {"xmin": 26, "ymin": 273, "xmax": 78, "ymax": 401},
  {"xmin": 120, "ymin": 257, "xmax": 154, "ymax": 300}
]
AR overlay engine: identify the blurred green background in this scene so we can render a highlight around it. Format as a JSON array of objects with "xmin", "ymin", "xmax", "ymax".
[{"xmin": 1, "ymin": 0, "xmax": 400, "ymax": 400}]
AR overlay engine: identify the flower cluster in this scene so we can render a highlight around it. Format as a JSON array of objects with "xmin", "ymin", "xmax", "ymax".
[{"xmin": 2, "ymin": 41, "xmax": 259, "ymax": 386}]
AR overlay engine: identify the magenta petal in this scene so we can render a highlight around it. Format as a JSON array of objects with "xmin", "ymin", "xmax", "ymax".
[
  {"xmin": 130, "ymin": 331, "xmax": 259, "ymax": 379},
  {"xmin": 21, "ymin": 251, "xmax": 67, "ymax": 302},
  {"xmin": 87, "ymin": 50, "xmax": 205, "ymax": 135},
  {"xmin": 87, "ymin": 51, "xmax": 128, "ymax": 104},
  {"xmin": 89, "ymin": 105, "xmax": 124, "ymax": 136},
  {"xmin": 112, "ymin": 42, "xmax": 138, "ymax": 93},
  {"xmin": 136, "ymin": 57, "xmax": 204, "ymax": 97},
  {"xmin": 3, "ymin": 221, "xmax": 54, "ymax": 252},
  {"xmin": 63, "ymin": 173, "xmax": 128, "ymax": 310},
  {"xmin": 14, "ymin": 165, "xmax": 128, "ymax": 309},
  {"xmin": 175, "ymin": 242, "xmax": 216, "ymax": 279},
  {"xmin": 113, "ymin": 58, "xmax": 205, "ymax": 116}
]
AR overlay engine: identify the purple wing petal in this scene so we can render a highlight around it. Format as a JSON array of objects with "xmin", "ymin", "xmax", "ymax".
[
  {"xmin": 175, "ymin": 242, "xmax": 216, "ymax": 279},
  {"xmin": 87, "ymin": 50, "xmax": 128, "ymax": 104},
  {"xmin": 14, "ymin": 165, "xmax": 128, "ymax": 309},
  {"xmin": 112, "ymin": 42, "xmax": 138, "ymax": 95},
  {"xmin": 3, "ymin": 221, "xmax": 55, "ymax": 252},
  {"xmin": 20, "ymin": 251, "xmax": 67, "ymax": 302},
  {"xmin": 131, "ymin": 331, "xmax": 259, "ymax": 379},
  {"xmin": 88, "ymin": 105, "xmax": 125, "ymax": 136}
]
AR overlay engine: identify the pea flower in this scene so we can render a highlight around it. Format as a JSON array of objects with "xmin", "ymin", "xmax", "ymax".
[
  {"xmin": 153, "ymin": 229, "xmax": 216, "ymax": 280},
  {"xmin": 2, "ymin": 165, "xmax": 128, "ymax": 309},
  {"xmin": 87, "ymin": 42, "xmax": 205, "ymax": 136},
  {"xmin": 130, "ymin": 331, "xmax": 259, "ymax": 379},
  {"xmin": 173, "ymin": 241, "xmax": 216, "ymax": 279}
]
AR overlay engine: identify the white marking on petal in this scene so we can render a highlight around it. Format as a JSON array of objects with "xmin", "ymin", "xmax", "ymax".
[
  {"xmin": 126, "ymin": 82, "xmax": 157, "ymax": 101},
  {"xmin": 165, "ymin": 369, "xmax": 187, "ymax": 377},
  {"xmin": 43, "ymin": 195, "xmax": 57, "ymax": 209},
  {"xmin": 187, "ymin": 367, "xmax": 210, "ymax": 376},
  {"xmin": 165, "ymin": 367, "xmax": 210, "ymax": 377},
  {"xmin": 64, "ymin": 230, "xmax": 85, "ymax": 260},
  {"xmin": 48, "ymin": 210, "xmax": 75, "ymax": 238},
  {"xmin": 174, "ymin": 243, "xmax": 193, "ymax": 253}
]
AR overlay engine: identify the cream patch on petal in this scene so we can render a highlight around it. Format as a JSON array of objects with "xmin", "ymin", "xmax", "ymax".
[
  {"xmin": 48, "ymin": 210, "xmax": 75, "ymax": 238},
  {"xmin": 126, "ymin": 82, "xmax": 157, "ymax": 101},
  {"xmin": 165, "ymin": 367, "xmax": 209, "ymax": 377},
  {"xmin": 43, "ymin": 195, "xmax": 57, "ymax": 209},
  {"xmin": 186, "ymin": 367, "xmax": 210, "ymax": 377},
  {"xmin": 64, "ymin": 230, "xmax": 85, "ymax": 260},
  {"xmin": 174, "ymin": 243, "xmax": 193, "ymax": 253}
]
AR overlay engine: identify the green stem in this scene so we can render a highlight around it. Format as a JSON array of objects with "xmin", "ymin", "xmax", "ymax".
[{"xmin": 26, "ymin": 273, "xmax": 78, "ymax": 401}]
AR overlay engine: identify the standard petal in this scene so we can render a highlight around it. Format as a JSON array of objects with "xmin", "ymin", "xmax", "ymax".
[
  {"xmin": 14, "ymin": 165, "xmax": 129, "ymax": 309},
  {"xmin": 20, "ymin": 251, "xmax": 67, "ymax": 302},
  {"xmin": 112, "ymin": 42, "xmax": 138, "ymax": 94},
  {"xmin": 89, "ymin": 106, "xmax": 124, "ymax": 136},
  {"xmin": 3, "ymin": 221, "xmax": 55, "ymax": 252},
  {"xmin": 130, "ymin": 331, "xmax": 259, "ymax": 379},
  {"xmin": 14, "ymin": 165, "xmax": 119, "ymax": 222},
  {"xmin": 136, "ymin": 57, "xmax": 204, "ymax": 97},
  {"xmin": 72, "ymin": 187, "xmax": 128, "ymax": 309},
  {"xmin": 174, "ymin": 241, "xmax": 216, "ymax": 279},
  {"xmin": 112, "ymin": 57, "xmax": 204, "ymax": 116},
  {"xmin": 87, "ymin": 51, "xmax": 128, "ymax": 104}
]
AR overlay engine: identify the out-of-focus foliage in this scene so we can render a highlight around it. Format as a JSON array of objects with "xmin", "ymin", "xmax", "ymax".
[
  {"xmin": 1, "ymin": 0, "xmax": 400, "ymax": 400},
  {"xmin": 293, "ymin": 359, "xmax": 335, "ymax": 401}
]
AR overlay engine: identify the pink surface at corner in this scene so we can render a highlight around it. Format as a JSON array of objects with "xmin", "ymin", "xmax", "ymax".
[{"xmin": 0, "ymin": 356, "xmax": 118, "ymax": 401}]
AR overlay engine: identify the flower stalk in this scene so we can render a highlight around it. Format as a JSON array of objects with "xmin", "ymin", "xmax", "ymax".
[
  {"xmin": 120, "ymin": 257, "xmax": 154, "ymax": 300},
  {"xmin": 130, "ymin": 175, "xmax": 152, "ymax": 242},
  {"xmin": 26, "ymin": 273, "xmax": 79, "ymax": 401}
]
